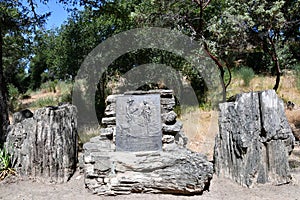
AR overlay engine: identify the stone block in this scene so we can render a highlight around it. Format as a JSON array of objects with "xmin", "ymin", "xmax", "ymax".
[
  {"xmin": 161, "ymin": 111, "xmax": 177, "ymax": 124},
  {"xmin": 116, "ymin": 94, "xmax": 162, "ymax": 152},
  {"xmin": 93, "ymin": 157, "xmax": 111, "ymax": 172},
  {"xmin": 101, "ymin": 117, "xmax": 116, "ymax": 125},
  {"xmin": 162, "ymin": 135, "xmax": 175, "ymax": 143},
  {"xmin": 162, "ymin": 121, "xmax": 183, "ymax": 134},
  {"xmin": 84, "ymin": 90, "xmax": 212, "ymax": 195}
]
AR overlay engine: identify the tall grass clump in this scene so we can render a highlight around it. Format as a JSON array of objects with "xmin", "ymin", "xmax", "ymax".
[
  {"xmin": 238, "ymin": 66, "xmax": 255, "ymax": 86},
  {"xmin": 40, "ymin": 80, "xmax": 58, "ymax": 93},
  {"xmin": 78, "ymin": 125, "xmax": 101, "ymax": 151},
  {"xmin": 293, "ymin": 64, "xmax": 300, "ymax": 91},
  {"xmin": 8, "ymin": 84, "xmax": 21, "ymax": 112},
  {"xmin": 30, "ymin": 97, "xmax": 58, "ymax": 108},
  {"xmin": 0, "ymin": 147, "xmax": 15, "ymax": 180},
  {"xmin": 57, "ymin": 81, "xmax": 73, "ymax": 103}
]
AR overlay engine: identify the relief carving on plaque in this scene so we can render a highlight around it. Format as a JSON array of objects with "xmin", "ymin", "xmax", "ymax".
[{"xmin": 116, "ymin": 94, "xmax": 162, "ymax": 151}]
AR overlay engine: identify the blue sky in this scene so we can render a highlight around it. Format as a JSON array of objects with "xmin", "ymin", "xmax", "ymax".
[{"xmin": 35, "ymin": 1, "xmax": 70, "ymax": 29}]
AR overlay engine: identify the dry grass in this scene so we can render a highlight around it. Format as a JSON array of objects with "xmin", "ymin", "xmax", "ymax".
[
  {"xmin": 180, "ymin": 110, "xmax": 218, "ymax": 160},
  {"xmin": 181, "ymin": 73, "xmax": 300, "ymax": 160},
  {"xmin": 227, "ymin": 74, "xmax": 300, "ymax": 105},
  {"xmin": 286, "ymin": 109, "xmax": 300, "ymax": 126},
  {"xmin": 78, "ymin": 125, "xmax": 101, "ymax": 151},
  {"xmin": 11, "ymin": 74, "xmax": 300, "ymax": 159}
]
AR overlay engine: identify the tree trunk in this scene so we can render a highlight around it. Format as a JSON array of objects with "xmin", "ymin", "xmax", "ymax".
[
  {"xmin": 0, "ymin": 25, "xmax": 10, "ymax": 145},
  {"xmin": 268, "ymin": 36, "xmax": 281, "ymax": 91},
  {"xmin": 273, "ymin": 59, "xmax": 281, "ymax": 91},
  {"xmin": 203, "ymin": 42, "xmax": 226, "ymax": 101}
]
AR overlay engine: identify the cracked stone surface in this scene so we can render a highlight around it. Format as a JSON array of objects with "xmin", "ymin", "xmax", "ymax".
[
  {"xmin": 214, "ymin": 90, "xmax": 295, "ymax": 187},
  {"xmin": 5, "ymin": 104, "xmax": 78, "ymax": 183}
]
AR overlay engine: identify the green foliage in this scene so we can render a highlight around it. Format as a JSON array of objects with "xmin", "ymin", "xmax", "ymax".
[
  {"xmin": 59, "ymin": 93, "xmax": 72, "ymax": 103},
  {"xmin": 57, "ymin": 81, "xmax": 73, "ymax": 103},
  {"xmin": 173, "ymin": 105, "xmax": 182, "ymax": 117},
  {"xmin": 1, "ymin": 0, "xmax": 299, "ymax": 121},
  {"xmin": 78, "ymin": 126, "xmax": 100, "ymax": 151},
  {"xmin": 40, "ymin": 80, "xmax": 57, "ymax": 93},
  {"xmin": 0, "ymin": 1, "xmax": 52, "ymax": 93},
  {"xmin": 237, "ymin": 67, "xmax": 255, "ymax": 87},
  {"xmin": 0, "ymin": 147, "xmax": 15, "ymax": 180},
  {"xmin": 20, "ymin": 89, "xmax": 32, "ymax": 100},
  {"xmin": 30, "ymin": 97, "xmax": 57, "ymax": 108},
  {"xmin": 294, "ymin": 64, "xmax": 300, "ymax": 92},
  {"xmin": 207, "ymin": 0, "xmax": 300, "ymax": 83},
  {"xmin": 0, "ymin": 148, "xmax": 10, "ymax": 171},
  {"xmin": 199, "ymin": 102, "xmax": 212, "ymax": 111},
  {"xmin": 8, "ymin": 84, "xmax": 21, "ymax": 112}
]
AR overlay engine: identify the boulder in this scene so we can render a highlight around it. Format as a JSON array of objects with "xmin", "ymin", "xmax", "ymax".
[{"xmin": 12, "ymin": 109, "xmax": 33, "ymax": 124}]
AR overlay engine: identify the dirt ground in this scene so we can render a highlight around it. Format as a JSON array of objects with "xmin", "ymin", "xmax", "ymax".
[
  {"xmin": 1, "ymin": 169, "xmax": 300, "ymax": 200},
  {"xmin": 1, "ymin": 145, "xmax": 300, "ymax": 200},
  {"xmin": 3, "ymin": 92, "xmax": 300, "ymax": 199}
]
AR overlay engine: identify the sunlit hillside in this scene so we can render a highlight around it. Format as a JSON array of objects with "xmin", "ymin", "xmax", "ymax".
[{"xmin": 181, "ymin": 72, "xmax": 300, "ymax": 160}]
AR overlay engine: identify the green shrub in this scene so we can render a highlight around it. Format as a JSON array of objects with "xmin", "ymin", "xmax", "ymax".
[
  {"xmin": 40, "ymin": 80, "xmax": 58, "ymax": 93},
  {"xmin": 57, "ymin": 81, "xmax": 73, "ymax": 103},
  {"xmin": 31, "ymin": 97, "xmax": 58, "ymax": 108},
  {"xmin": 199, "ymin": 102, "xmax": 212, "ymax": 111},
  {"xmin": 57, "ymin": 81, "xmax": 72, "ymax": 93},
  {"xmin": 78, "ymin": 126, "xmax": 100, "ymax": 151},
  {"xmin": 8, "ymin": 84, "xmax": 21, "ymax": 112},
  {"xmin": 237, "ymin": 66, "xmax": 255, "ymax": 86},
  {"xmin": 59, "ymin": 92, "xmax": 72, "ymax": 103},
  {"xmin": 0, "ymin": 148, "xmax": 15, "ymax": 180},
  {"xmin": 293, "ymin": 64, "xmax": 300, "ymax": 91}
]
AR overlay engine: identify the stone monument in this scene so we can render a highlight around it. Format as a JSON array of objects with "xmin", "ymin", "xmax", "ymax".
[{"xmin": 83, "ymin": 90, "xmax": 213, "ymax": 195}]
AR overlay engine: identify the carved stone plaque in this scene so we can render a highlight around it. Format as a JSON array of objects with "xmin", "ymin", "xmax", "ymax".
[{"xmin": 116, "ymin": 94, "xmax": 162, "ymax": 152}]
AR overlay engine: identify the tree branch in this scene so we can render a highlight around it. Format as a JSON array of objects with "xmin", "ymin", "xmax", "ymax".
[
  {"xmin": 203, "ymin": 42, "xmax": 227, "ymax": 94},
  {"xmin": 267, "ymin": 35, "xmax": 281, "ymax": 91},
  {"xmin": 203, "ymin": 0, "xmax": 212, "ymax": 9},
  {"xmin": 225, "ymin": 62, "xmax": 232, "ymax": 91},
  {"xmin": 28, "ymin": 0, "xmax": 38, "ymax": 23}
]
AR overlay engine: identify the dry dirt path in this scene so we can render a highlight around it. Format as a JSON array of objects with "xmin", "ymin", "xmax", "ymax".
[{"xmin": 1, "ymin": 170, "xmax": 300, "ymax": 200}]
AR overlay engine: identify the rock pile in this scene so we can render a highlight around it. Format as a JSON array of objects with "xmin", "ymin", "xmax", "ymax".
[
  {"xmin": 5, "ymin": 104, "xmax": 78, "ymax": 183},
  {"xmin": 83, "ymin": 90, "xmax": 213, "ymax": 195},
  {"xmin": 214, "ymin": 90, "xmax": 295, "ymax": 187}
]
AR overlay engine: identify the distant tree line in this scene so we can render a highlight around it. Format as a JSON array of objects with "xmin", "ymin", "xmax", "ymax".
[{"xmin": 0, "ymin": 0, "xmax": 299, "ymax": 142}]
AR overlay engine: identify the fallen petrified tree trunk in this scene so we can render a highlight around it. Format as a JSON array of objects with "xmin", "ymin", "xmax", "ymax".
[
  {"xmin": 214, "ymin": 90, "xmax": 295, "ymax": 187},
  {"xmin": 5, "ymin": 104, "xmax": 78, "ymax": 183}
]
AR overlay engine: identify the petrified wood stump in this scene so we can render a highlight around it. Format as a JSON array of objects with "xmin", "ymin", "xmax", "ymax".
[
  {"xmin": 214, "ymin": 90, "xmax": 295, "ymax": 187},
  {"xmin": 5, "ymin": 104, "xmax": 78, "ymax": 183}
]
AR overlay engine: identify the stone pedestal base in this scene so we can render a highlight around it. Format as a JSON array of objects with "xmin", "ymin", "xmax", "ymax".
[{"xmin": 84, "ymin": 145, "xmax": 213, "ymax": 195}]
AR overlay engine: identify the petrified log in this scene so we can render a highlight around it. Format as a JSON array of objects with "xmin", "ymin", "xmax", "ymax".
[
  {"xmin": 5, "ymin": 104, "xmax": 78, "ymax": 183},
  {"xmin": 214, "ymin": 90, "xmax": 295, "ymax": 187}
]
